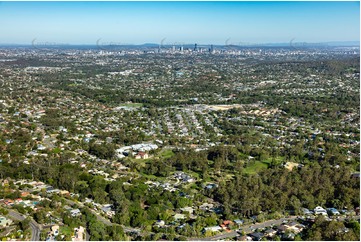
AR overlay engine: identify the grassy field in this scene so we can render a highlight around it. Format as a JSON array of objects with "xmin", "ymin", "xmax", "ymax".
[
  {"xmin": 243, "ymin": 161, "xmax": 269, "ymax": 174},
  {"xmin": 243, "ymin": 156, "xmax": 285, "ymax": 174}
]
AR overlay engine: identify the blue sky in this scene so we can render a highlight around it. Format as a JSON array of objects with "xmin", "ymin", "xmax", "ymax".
[{"xmin": 0, "ymin": 1, "xmax": 359, "ymax": 45}]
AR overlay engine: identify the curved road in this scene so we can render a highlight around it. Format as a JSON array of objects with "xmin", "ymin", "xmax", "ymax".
[{"xmin": 7, "ymin": 210, "xmax": 41, "ymax": 241}]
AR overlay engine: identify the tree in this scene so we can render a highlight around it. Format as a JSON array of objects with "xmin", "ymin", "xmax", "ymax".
[
  {"xmin": 293, "ymin": 234, "xmax": 302, "ymax": 241},
  {"xmin": 347, "ymin": 220, "xmax": 360, "ymax": 240},
  {"xmin": 273, "ymin": 235, "xmax": 281, "ymax": 241},
  {"xmin": 33, "ymin": 210, "xmax": 47, "ymax": 224},
  {"xmin": 88, "ymin": 221, "xmax": 106, "ymax": 241},
  {"xmin": 20, "ymin": 218, "xmax": 31, "ymax": 231},
  {"xmin": 289, "ymin": 195, "xmax": 302, "ymax": 215},
  {"xmin": 256, "ymin": 213, "xmax": 265, "ymax": 223},
  {"xmin": 107, "ymin": 225, "xmax": 125, "ymax": 241},
  {"xmin": 88, "ymin": 143, "xmax": 115, "ymax": 160}
]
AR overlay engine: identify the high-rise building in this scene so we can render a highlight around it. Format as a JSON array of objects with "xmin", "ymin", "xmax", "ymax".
[
  {"xmin": 194, "ymin": 43, "xmax": 198, "ymax": 51},
  {"xmin": 209, "ymin": 44, "xmax": 214, "ymax": 53}
]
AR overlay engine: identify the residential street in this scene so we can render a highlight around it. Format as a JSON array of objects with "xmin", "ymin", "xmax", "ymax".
[
  {"xmin": 190, "ymin": 215, "xmax": 360, "ymax": 241},
  {"xmin": 189, "ymin": 217, "xmax": 298, "ymax": 241}
]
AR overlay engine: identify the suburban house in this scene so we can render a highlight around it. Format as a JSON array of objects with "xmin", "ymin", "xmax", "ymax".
[
  {"xmin": 70, "ymin": 209, "xmax": 81, "ymax": 217},
  {"xmin": 3, "ymin": 199, "xmax": 14, "ymax": 206},
  {"xmin": 220, "ymin": 220, "xmax": 234, "ymax": 232},
  {"xmin": 327, "ymin": 208, "xmax": 340, "ymax": 215},
  {"xmin": 135, "ymin": 151, "xmax": 149, "ymax": 159},
  {"xmin": 249, "ymin": 232, "xmax": 264, "ymax": 241},
  {"xmin": 264, "ymin": 228, "xmax": 277, "ymax": 238},
  {"xmin": 199, "ymin": 202, "xmax": 214, "ymax": 211},
  {"xmin": 21, "ymin": 191, "xmax": 30, "ymax": 197},
  {"xmin": 301, "ymin": 207, "xmax": 313, "ymax": 215},
  {"xmin": 45, "ymin": 225, "xmax": 59, "ymax": 241},
  {"xmin": 314, "ymin": 206, "xmax": 327, "ymax": 215},
  {"xmin": 234, "ymin": 219, "xmax": 244, "ymax": 226},
  {"xmin": 102, "ymin": 205, "xmax": 115, "ymax": 218},
  {"xmin": 180, "ymin": 206, "xmax": 194, "ymax": 215},
  {"xmin": 174, "ymin": 171, "xmax": 194, "ymax": 183},
  {"xmin": 351, "ymin": 173, "xmax": 360, "ymax": 179},
  {"xmin": 236, "ymin": 235, "xmax": 253, "ymax": 241},
  {"xmin": 277, "ymin": 224, "xmax": 289, "ymax": 233},
  {"xmin": 0, "ymin": 216, "xmax": 12, "ymax": 227},
  {"xmin": 203, "ymin": 226, "xmax": 222, "ymax": 233},
  {"xmin": 72, "ymin": 226, "xmax": 85, "ymax": 241},
  {"xmin": 205, "ymin": 183, "xmax": 218, "ymax": 189},
  {"xmin": 51, "ymin": 225, "xmax": 59, "ymax": 237},
  {"xmin": 174, "ymin": 213, "xmax": 186, "ymax": 220},
  {"xmin": 284, "ymin": 222, "xmax": 305, "ymax": 234},
  {"xmin": 154, "ymin": 220, "xmax": 165, "ymax": 227}
]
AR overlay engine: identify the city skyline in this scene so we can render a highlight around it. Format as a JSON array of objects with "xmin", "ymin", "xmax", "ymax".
[{"xmin": 0, "ymin": 1, "xmax": 359, "ymax": 45}]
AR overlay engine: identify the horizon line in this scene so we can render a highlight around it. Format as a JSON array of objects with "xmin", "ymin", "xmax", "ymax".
[{"xmin": 0, "ymin": 40, "xmax": 360, "ymax": 47}]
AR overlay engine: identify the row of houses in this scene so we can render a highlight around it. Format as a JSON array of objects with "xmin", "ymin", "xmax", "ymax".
[
  {"xmin": 237, "ymin": 221, "xmax": 306, "ymax": 241},
  {"xmin": 302, "ymin": 206, "xmax": 342, "ymax": 216},
  {"xmin": 203, "ymin": 219, "xmax": 244, "ymax": 233},
  {"xmin": 83, "ymin": 198, "xmax": 116, "ymax": 218}
]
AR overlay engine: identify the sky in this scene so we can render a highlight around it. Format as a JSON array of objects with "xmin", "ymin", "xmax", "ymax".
[{"xmin": 0, "ymin": 1, "xmax": 359, "ymax": 45}]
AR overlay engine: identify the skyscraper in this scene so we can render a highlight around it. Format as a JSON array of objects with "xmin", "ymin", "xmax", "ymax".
[{"xmin": 209, "ymin": 44, "xmax": 214, "ymax": 53}]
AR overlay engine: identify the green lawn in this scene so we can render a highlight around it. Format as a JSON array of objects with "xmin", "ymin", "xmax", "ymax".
[
  {"xmin": 160, "ymin": 149, "xmax": 175, "ymax": 159},
  {"xmin": 243, "ymin": 157, "xmax": 285, "ymax": 174},
  {"xmin": 264, "ymin": 156, "xmax": 285, "ymax": 165},
  {"xmin": 243, "ymin": 161, "xmax": 269, "ymax": 174},
  {"xmin": 60, "ymin": 226, "xmax": 73, "ymax": 237}
]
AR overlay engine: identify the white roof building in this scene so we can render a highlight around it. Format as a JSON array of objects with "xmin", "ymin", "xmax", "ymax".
[
  {"xmin": 314, "ymin": 206, "xmax": 327, "ymax": 215},
  {"xmin": 204, "ymin": 226, "xmax": 222, "ymax": 232}
]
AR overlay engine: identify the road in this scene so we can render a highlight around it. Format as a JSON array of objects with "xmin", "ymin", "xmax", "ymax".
[
  {"xmin": 189, "ymin": 215, "xmax": 360, "ymax": 241},
  {"xmin": 29, "ymin": 220, "xmax": 41, "ymax": 241},
  {"xmin": 189, "ymin": 217, "xmax": 297, "ymax": 241},
  {"xmin": 85, "ymin": 230, "xmax": 90, "ymax": 241},
  {"xmin": 7, "ymin": 210, "xmax": 42, "ymax": 241}
]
